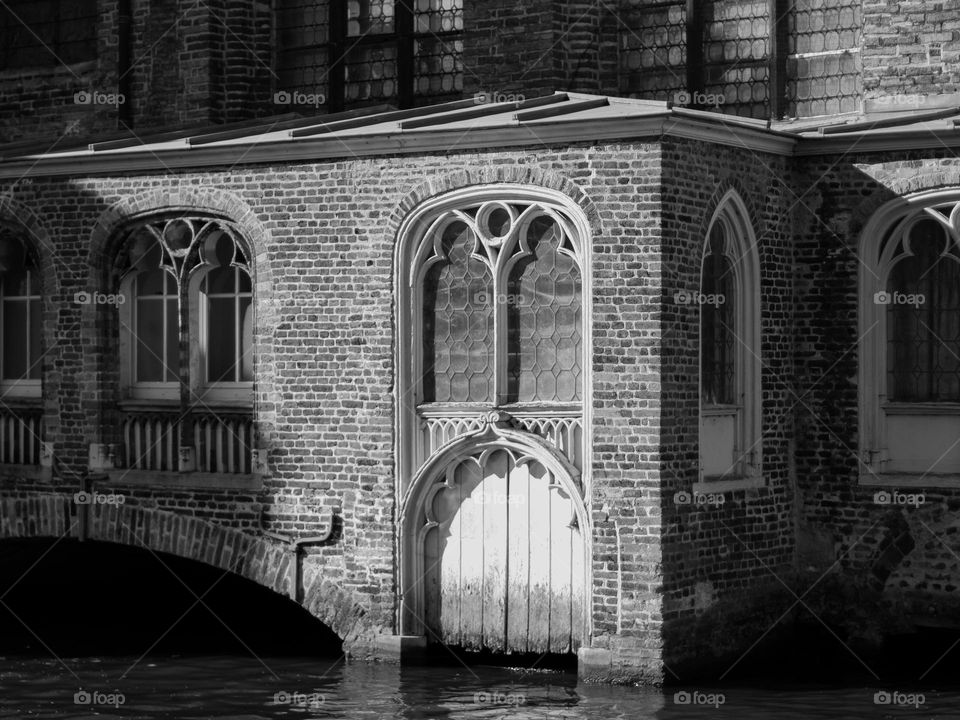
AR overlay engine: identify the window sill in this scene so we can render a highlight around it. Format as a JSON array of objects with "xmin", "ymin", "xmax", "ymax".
[
  {"xmin": 99, "ymin": 469, "xmax": 262, "ymax": 490},
  {"xmin": 858, "ymin": 472, "xmax": 960, "ymax": 489},
  {"xmin": 694, "ymin": 475, "xmax": 765, "ymax": 494}
]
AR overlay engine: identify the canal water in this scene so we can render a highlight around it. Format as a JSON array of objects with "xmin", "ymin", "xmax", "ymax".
[{"xmin": 1, "ymin": 654, "xmax": 959, "ymax": 719}]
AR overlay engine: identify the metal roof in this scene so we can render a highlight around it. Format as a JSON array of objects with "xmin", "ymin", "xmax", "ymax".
[{"xmin": 1, "ymin": 91, "xmax": 959, "ymax": 178}]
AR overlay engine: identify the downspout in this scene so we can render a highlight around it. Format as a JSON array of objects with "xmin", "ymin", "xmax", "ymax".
[
  {"xmin": 117, "ymin": 0, "xmax": 133, "ymax": 129},
  {"xmin": 258, "ymin": 511, "xmax": 335, "ymax": 603}
]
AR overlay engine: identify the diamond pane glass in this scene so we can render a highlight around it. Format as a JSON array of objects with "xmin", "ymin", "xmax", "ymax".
[
  {"xmin": 619, "ymin": 1, "xmax": 688, "ymax": 102},
  {"xmin": 347, "ymin": 0, "xmax": 395, "ymax": 36},
  {"xmin": 702, "ymin": 0, "xmax": 770, "ymax": 120},
  {"xmin": 786, "ymin": 0, "xmax": 862, "ymax": 117},
  {"xmin": 345, "ymin": 43, "xmax": 398, "ymax": 103},
  {"xmin": 887, "ymin": 219, "xmax": 960, "ymax": 402},
  {"xmin": 276, "ymin": 0, "xmax": 330, "ymax": 98},
  {"xmin": 422, "ymin": 222, "xmax": 494, "ymax": 403},
  {"xmin": 506, "ymin": 217, "xmax": 582, "ymax": 403},
  {"xmin": 414, "ymin": 37, "xmax": 463, "ymax": 99},
  {"xmin": 701, "ymin": 224, "xmax": 735, "ymax": 405}
]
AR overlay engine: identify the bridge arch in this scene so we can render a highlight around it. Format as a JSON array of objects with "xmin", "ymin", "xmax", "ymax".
[{"xmin": 0, "ymin": 494, "xmax": 371, "ymax": 646}]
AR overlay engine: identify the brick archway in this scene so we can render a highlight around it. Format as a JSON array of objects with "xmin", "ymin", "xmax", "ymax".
[{"xmin": 0, "ymin": 494, "xmax": 372, "ymax": 646}]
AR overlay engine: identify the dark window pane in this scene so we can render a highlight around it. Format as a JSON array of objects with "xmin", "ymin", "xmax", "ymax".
[
  {"xmin": 701, "ymin": 224, "xmax": 736, "ymax": 405},
  {"xmin": 208, "ymin": 297, "xmax": 237, "ymax": 382},
  {"xmin": 135, "ymin": 298, "xmax": 167, "ymax": 382},
  {"xmin": 0, "ymin": 0, "xmax": 96, "ymax": 70},
  {"xmin": 2, "ymin": 300, "xmax": 27, "ymax": 380},
  {"xmin": 240, "ymin": 296, "xmax": 253, "ymax": 382},
  {"xmin": 422, "ymin": 222, "xmax": 493, "ymax": 403},
  {"xmin": 28, "ymin": 297, "xmax": 40, "ymax": 380},
  {"xmin": 506, "ymin": 216, "xmax": 582, "ymax": 403},
  {"xmin": 888, "ymin": 218, "xmax": 960, "ymax": 402},
  {"xmin": 347, "ymin": 0, "xmax": 395, "ymax": 35},
  {"xmin": 345, "ymin": 43, "xmax": 398, "ymax": 104}
]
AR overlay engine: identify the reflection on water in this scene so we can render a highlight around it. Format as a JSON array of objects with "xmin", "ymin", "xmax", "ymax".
[{"xmin": 0, "ymin": 655, "xmax": 959, "ymax": 719}]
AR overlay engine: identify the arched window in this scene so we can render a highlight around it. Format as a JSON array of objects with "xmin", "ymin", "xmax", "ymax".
[
  {"xmin": 860, "ymin": 192, "xmax": 960, "ymax": 480},
  {"xmin": 698, "ymin": 191, "xmax": 761, "ymax": 485},
  {"xmin": 400, "ymin": 192, "xmax": 586, "ymax": 478},
  {"xmin": 115, "ymin": 216, "xmax": 253, "ymax": 473}
]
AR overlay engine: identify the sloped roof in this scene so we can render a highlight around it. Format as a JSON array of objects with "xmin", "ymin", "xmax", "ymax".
[{"xmin": 0, "ymin": 91, "xmax": 958, "ymax": 178}]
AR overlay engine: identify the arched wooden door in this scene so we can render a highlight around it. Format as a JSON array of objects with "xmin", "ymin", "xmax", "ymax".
[{"xmin": 420, "ymin": 446, "xmax": 585, "ymax": 654}]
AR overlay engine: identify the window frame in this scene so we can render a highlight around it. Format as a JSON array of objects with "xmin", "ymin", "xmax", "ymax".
[
  {"xmin": 859, "ymin": 189, "xmax": 960, "ymax": 486},
  {"xmin": 274, "ymin": 0, "xmax": 464, "ymax": 111},
  {"xmin": 696, "ymin": 190, "xmax": 763, "ymax": 489},
  {"xmin": 0, "ymin": 243, "xmax": 41, "ymax": 400},
  {"xmin": 0, "ymin": 0, "xmax": 98, "ymax": 72},
  {"xmin": 396, "ymin": 185, "xmax": 592, "ymax": 496}
]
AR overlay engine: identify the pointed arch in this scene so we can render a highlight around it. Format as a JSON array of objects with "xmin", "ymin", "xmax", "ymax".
[{"xmin": 698, "ymin": 188, "xmax": 762, "ymax": 484}]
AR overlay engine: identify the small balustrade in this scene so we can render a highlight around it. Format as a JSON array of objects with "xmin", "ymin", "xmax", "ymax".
[
  {"xmin": 0, "ymin": 405, "xmax": 42, "ymax": 465},
  {"xmin": 121, "ymin": 407, "xmax": 253, "ymax": 474}
]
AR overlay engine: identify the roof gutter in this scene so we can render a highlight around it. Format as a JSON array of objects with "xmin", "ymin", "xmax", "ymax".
[{"xmin": 0, "ymin": 114, "xmax": 798, "ymax": 179}]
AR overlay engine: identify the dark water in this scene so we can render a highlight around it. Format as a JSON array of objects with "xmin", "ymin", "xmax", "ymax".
[{"xmin": 1, "ymin": 655, "xmax": 959, "ymax": 719}]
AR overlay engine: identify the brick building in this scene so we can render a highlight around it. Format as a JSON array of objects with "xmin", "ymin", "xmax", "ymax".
[{"xmin": 0, "ymin": 0, "xmax": 959, "ymax": 685}]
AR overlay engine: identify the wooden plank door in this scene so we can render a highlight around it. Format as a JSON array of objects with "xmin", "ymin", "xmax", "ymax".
[{"xmin": 423, "ymin": 448, "xmax": 584, "ymax": 654}]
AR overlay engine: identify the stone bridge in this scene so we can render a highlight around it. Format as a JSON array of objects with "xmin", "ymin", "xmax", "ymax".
[{"xmin": 0, "ymin": 493, "xmax": 374, "ymax": 653}]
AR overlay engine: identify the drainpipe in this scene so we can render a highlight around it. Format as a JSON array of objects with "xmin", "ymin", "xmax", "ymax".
[
  {"xmin": 257, "ymin": 510, "xmax": 335, "ymax": 603},
  {"xmin": 117, "ymin": 0, "xmax": 133, "ymax": 129}
]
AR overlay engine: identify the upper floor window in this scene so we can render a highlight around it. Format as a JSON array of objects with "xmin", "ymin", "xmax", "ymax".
[
  {"xmin": 397, "ymin": 189, "xmax": 589, "ymax": 486},
  {"xmin": 0, "ymin": 229, "xmax": 40, "ymax": 398},
  {"xmin": 618, "ymin": 0, "xmax": 863, "ymax": 120},
  {"xmin": 276, "ymin": 0, "xmax": 463, "ymax": 111},
  {"xmin": 698, "ymin": 191, "xmax": 761, "ymax": 483},
  {"xmin": 118, "ymin": 217, "xmax": 253, "ymax": 404},
  {"xmin": 419, "ymin": 207, "xmax": 582, "ymax": 407},
  {"xmin": 0, "ymin": 0, "xmax": 97, "ymax": 71}
]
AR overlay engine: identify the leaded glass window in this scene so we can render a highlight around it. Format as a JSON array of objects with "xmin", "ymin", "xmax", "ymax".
[
  {"xmin": 276, "ymin": 0, "xmax": 463, "ymax": 111},
  {"xmin": 701, "ymin": 223, "xmax": 735, "ymax": 405},
  {"xmin": 506, "ymin": 216, "xmax": 582, "ymax": 403},
  {"xmin": 886, "ymin": 217, "xmax": 960, "ymax": 403},
  {"xmin": 421, "ymin": 222, "xmax": 494, "ymax": 403},
  {"xmin": 418, "ymin": 204, "xmax": 582, "ymax": 407}
]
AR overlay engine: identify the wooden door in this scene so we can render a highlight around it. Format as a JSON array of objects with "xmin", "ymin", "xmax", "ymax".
[{"xmin": 422, "ymin": 448, "xmax": 584, "ymax": 654}]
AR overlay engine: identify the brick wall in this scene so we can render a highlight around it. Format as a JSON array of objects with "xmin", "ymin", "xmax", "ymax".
[
  {"xmin": 793, "ymin": 152, "xmax": 960, "ymax": 627},
  {"xmin": 862, "ymin": 1, "xmax": 960, "ymax": 101},
  {"xmin": 658, "ymin": 138, "xmax": 796, "ymax": 668},
  {"xmin": 0, "ymin": 143, "xmax": 678, "ymax": 675}
]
